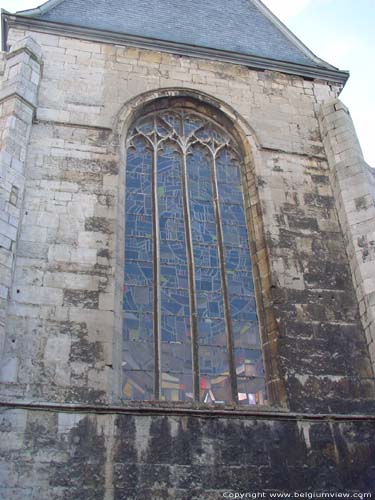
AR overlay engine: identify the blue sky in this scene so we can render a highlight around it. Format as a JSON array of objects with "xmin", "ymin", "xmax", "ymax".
[
  {"xmin": 264, "ymin": 0, "xmax": 374, "ymax": 167},
  {"xmin": 1, "ymin": 0, "xmax": 374, "ymax": 166}
]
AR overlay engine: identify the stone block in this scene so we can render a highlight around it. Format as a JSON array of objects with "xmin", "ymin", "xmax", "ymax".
[{"xmin": 13, "ymin": 286, "xmax": 63, "ymax": 306}]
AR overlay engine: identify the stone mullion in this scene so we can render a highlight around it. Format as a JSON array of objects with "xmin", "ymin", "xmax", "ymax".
[
  {"xmin": 152, "ymin": 143, "xmax": 161, "ymax": 399},
  {"xmin": 181, "ymin": 147, "xmax": 200, "ymax": 402},
  {"xmin": 210, "ymin": 150, "xmax": 238, "ymax": 404}
]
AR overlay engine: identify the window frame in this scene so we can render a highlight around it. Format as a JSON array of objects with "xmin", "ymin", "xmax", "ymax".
[{"xmin": 115, "ymin": 94, "xmax": 283, "ymax": 409}]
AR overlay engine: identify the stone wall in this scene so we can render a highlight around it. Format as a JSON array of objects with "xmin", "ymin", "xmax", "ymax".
[
  {"xmin": 1, "ymin": 406, "xmax": 375, "ymax": 499},
  {"xmin": 0, "ymin": 27, "xmax": 374, "ymax": 496},
  {"xmin": 0, "ymin": 37, "xmax": 42, "ymax": 378}
]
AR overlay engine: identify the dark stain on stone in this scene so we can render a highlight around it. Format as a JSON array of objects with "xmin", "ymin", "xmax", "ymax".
[
  {"xmin": 98, "ymin": 248, "xmax": 111, "ymax": 259},
  {"xmin": 50, "ymin": 416, "xmax": 106, "ymax": 499},
  {"xmin": 287, "ymin": 214, "xmax": 319, "ymax": 232},
  {"xmin": 304, "ymin": 193, "xmax": 335, "ymax": 209},
  {"xmin": 354, "ymin": 195, "xmax": 369, "ymax": 211},
  {"xmin": 63, "ymin": 290, "xmax": 99, "ymax": 309},
  {"xmin": 85, "ymin": 217, "xmax": 114, "ymax": 234},
  {"xmin": 65, "ymin": 320, "xmax": 103, "ymax": 365},
  {"xmin": 310, "ymin": 174, "xmax": 329, "ymax": 185}
]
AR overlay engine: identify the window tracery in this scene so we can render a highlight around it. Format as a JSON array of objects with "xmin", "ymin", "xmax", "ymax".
[{"xmin": 122, "ymin": 106, "xmax": 267, "ymax": 405}]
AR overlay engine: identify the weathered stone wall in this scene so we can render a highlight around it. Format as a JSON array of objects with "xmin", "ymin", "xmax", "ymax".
[
  {"xmin": 0, "ymin": 37, "xmax": 42, "ymax": 379},
  {"xmin": 318, "ymin": 101, "xmax": 375, "ymax": 375},
  {"xmin": 1, "ymin": 406, "xmax": 375, "ymax": 499},
  {"xmin": 0, "ymin": 27, "xmax": 374, "ymax": 496}
]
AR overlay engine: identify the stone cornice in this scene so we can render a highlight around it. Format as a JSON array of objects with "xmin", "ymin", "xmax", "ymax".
[{"xmin": 2, "ymin": 13, "xmax": 350, "ymax": 86}]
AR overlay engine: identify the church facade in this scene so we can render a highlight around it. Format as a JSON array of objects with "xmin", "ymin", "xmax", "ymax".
[{"xmin": 0, "ymin": 0, "xmax": 375, "ymax": 497}]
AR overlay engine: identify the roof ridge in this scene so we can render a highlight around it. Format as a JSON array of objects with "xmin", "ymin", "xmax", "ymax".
[
  {"xmin": 250, "ymin": 0, "xmax": 336, "ymax": 70},
  {"xmin": 16, "ymin": 0, "xmax": 66, "ymax": 17}
]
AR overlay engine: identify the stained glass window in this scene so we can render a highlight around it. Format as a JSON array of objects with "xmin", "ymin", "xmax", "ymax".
[{"xmin": 122, "ymin": 106, "xmax": 267, "ymax": 406}]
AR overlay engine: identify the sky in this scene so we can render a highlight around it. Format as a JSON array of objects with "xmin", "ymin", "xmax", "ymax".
[{"xmin": 1, "ymin": 0, "xmax": 374, "ymax": 167}]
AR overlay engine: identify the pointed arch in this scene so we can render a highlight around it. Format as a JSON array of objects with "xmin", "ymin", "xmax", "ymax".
[{"xmin": 112, "ymin": 88, "xmax": 286, "ymax": 407}]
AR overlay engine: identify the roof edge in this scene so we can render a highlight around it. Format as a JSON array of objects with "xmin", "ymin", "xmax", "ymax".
[
  {"xmin": 251, "ymin": 0, "xmax": 337, "ymax": 71},
  {"xmin": 2, "ymin": 13, "xmax": 350, "ymax": 86},
  {"xmin": 15, "ymin": 0, "xmax": 66, "ymax": 17}
]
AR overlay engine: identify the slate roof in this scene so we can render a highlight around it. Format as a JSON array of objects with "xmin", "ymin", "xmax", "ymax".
[{"xmin": 17, "ymin": 0, "xmax": 333, "ymax": 69}]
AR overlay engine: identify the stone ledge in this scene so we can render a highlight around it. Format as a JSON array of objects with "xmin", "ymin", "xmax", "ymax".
[
  {"xmin": 1, "ymin": 400, "xmax": 375, "ymax": 421},
  {"xmin": 5, "ymin": 36, "xmax": 43, "ymax": 64}
]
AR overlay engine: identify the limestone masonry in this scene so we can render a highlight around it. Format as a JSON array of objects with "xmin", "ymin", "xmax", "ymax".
[{"xmin": 0, "ymin": 1, "xmax": 374, "ymax": 497}]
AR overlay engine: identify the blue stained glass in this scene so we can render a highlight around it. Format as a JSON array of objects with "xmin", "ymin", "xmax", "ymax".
[
  {"xmin": 160, "ymin": 240, "xmax": 188, "ymax": 265},
  {"xmin": 199, "ymin": 345, "xmax": 230, "ymax": 375},
  {"xmin": 195, "ymin": 126, "xmax": 226, "ymax": 145},
  {"xmin": 161, "ymin": 372, "xmax": 194, "ymax": 402},
  {"xmin": 218, "ymin": 183, "xmax": 243, "ymax": 205},
  {"xmin": 157, "ymin": 143, "xmax": 192, "ymax": 381},
  {"xmin": 183, "ymin": 114, "xmax": 204, "ymax": 136},
  {"xmin": 123, "ymin": 369, "xmax": 154, "ymax": 401},
  {"xmin": 190, "ymin": 202, "xmax": 215, "ymax": 223},
  {"xmin": 155, "ymin": 118, "xmax": 170, "ymax": 137},
  {"xmin": 198, "ymin": 318, "xmax": 227, "ymax": 347},
  {"xmin": 125, "ymin": 192, "xmax": 152, "ymax": 216},
  {"xmin": 158, "ymin": 144, "xmax": 182, "ymax": 178},
  {"xmin": 197, "ymin": 292, "xmax": 225, "ymax": 318},
  {"xmin": 124, "ymin": 111, "xmax": 266, "ymax": 405},
  {"xmin": 124, "ymin": 285, "xmax": 153, "ymax": 313},
  {"xmin": 188, "ymin": 160, "xmax": 211, "ymax": 183},
  {"xmin": 227, "ymin": 271, "xmax": 254, "ymax": 296},
  {"xmin": 158, "ymin": 196, "xmax": 183, "ymax": 219},
  {"xmin": 193, "ymin": 245, "xmax": 219, "ymax": 268},
  {"xmin": 189, "ymin": 180, "xmax": 213, "ymax": 202},
  {"xmin": 216, "ymin": 149, "xmax": 242, "ymax": 185},
  {"xmin": 124, "ymin": 132, "xmax": 154, "ymax": 401},
  {"xmin": 161, "ymin": 315, "xmax": 191, "ymax": 343},
  {"xmin": 160, "ymin": 265, "xmax": 189, "ymax": 289},
  {"xmin": 161, "ymin": 288, "xmax": 190, "ymax": 316},
  {"xmin": 124, "ymin": 261, "xmax": 153, "ymax": 286},
  {"xmin": 126, "ymin": 172, "xmax": 151, "ymax": 192},
  {"xmin": 123, "ymin": 312, "xmax": 153, "ymax": 342},
  {"xmin": 125, "ymin": 214, "xmax": 152, "ymax": 238},
  {"xmin": 127, "ymin": 137, "xmax": 152, "ymax": 175},
  {"xmin": 217, "ymin": 145, "xmax": 264, "ymax": 392},
  {"xmin": 237, "ymin": 377, "xmax": 267, "ymax": 406},
  {"xmin": 225, "ymin": 246, "xmax": 252, "ymax": 271},
  {"xmin": 159, "ymin": 217, "xmax": 186, "ymax": 241},
  {"xmin": 200, "ymin": 373, "xmax": 232, "ymax": 404},
  {"xmin": 123, "ymin": 341, "xmax": 154, "ymax": 372},
  {"xmin": 125, "ymin": 237, "xmax": 152, "ymax": 262},
  {"xmin": 232, "ymin": 321, "xmax": 261, "ymax": 348},
  {"xmin": 221, "ymin": 204, "xmax": 247, "ymax": 226},
  {"xmin": 222, "ymin": 224, "xmax": 249, "ymax": 247},
  {"xmin": 230, "ymin": 295, "xmax": 257, "ymax": 321},
  {"xmin": 136, "ymin": 119, "xmax": 155, "ymax": 136},
  {"xmin": 191, "ymin": 220, "xmax": 217, "ymax": 243},
  {"xmin": 235, "ymin": 348, "xmax": 264, "ymax": 377},
  {"xmin": 158, "ymin": 178, "xmax": 182, "ymax": 198},
  {"xmin": 195, "ymin": 267, "xmax": 222, "ymax": 293},
  {"xmin": 161, "ymin": 112, "xmax": 182, "ymax": 134},
  {"xmin": 161, "ymin": 342, "xmax": 193, "ymax": 373}
]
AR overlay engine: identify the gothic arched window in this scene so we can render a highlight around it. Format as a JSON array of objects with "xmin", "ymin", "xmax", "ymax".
[{"xmin": 122, "ymin": 101, "xmax": 267, "ymax": 406}]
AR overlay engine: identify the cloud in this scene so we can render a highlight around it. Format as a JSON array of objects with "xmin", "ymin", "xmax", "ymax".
[{"xmin": 261, "ymin": 0, "xmax": 313, "ymax": 21}]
